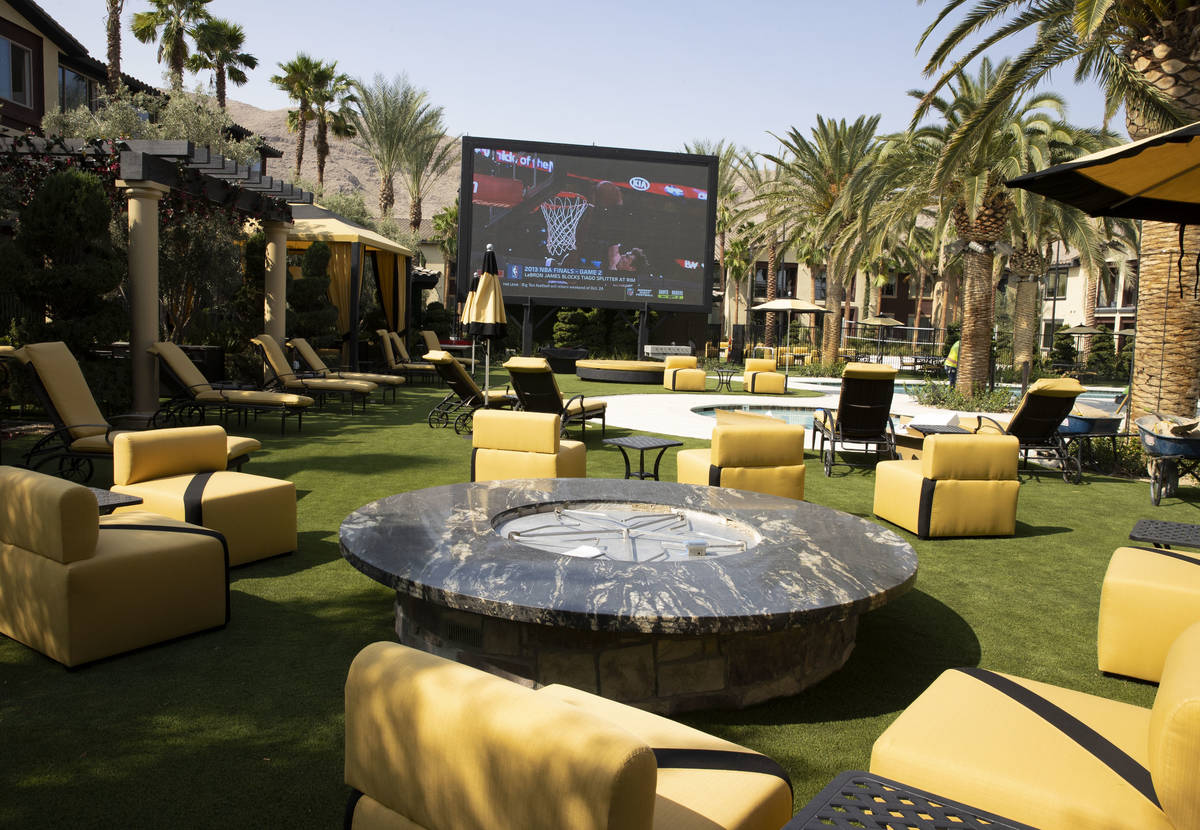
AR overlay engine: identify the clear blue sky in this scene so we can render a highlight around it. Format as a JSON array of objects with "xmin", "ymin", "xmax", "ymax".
[{"xmin": 38, "ymin": 0, "xmax": 1118, "ymax": 153}]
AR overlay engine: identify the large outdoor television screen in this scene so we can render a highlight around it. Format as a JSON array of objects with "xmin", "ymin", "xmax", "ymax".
[{"xmin": 458, "ymin": 136, "xmax": 717, "ymax": 313}]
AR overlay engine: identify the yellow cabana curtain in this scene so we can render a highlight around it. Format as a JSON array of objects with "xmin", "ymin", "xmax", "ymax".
[
  {"xmin": 376, "ymin": 251, "xmax": 396, "ymax": 330},
  {"xmin": 326, "ymin": 243, "xmax": 353, "ymax": 337}
]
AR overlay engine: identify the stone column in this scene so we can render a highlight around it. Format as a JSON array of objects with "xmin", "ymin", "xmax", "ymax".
[
  {"xmin": 117, "ymin": 180, "xmax": 170, "ymax": 415},
  {"xmin": 264, "ymin": 221, "xmax": 289, "ymax": 342}
]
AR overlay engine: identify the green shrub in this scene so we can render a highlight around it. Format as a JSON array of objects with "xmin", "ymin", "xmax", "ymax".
[
  {"xmin": 912, "ymin": 380, "xmax": 1017, "ymax": 412},
  {"xmin": 288, "ymin": 242, "xmax": 339, "ymax": 347}
]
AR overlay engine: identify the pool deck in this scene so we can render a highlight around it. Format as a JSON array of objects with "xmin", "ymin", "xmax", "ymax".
[{"xmin": 598, "ymin": 376, "xmax": 1125, "ymax": 446}]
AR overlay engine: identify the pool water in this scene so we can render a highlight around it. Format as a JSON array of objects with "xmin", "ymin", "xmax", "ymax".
[{"xmin": 692, "ymin": 404, "xmax": 816, "ymax": 428}]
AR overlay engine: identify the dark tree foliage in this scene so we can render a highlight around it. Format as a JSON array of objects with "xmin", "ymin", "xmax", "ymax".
[
  {"xmin": 4, "ymin": 170, "xmax": 124, "ymax": 354},
  {"xmin": 287, "ymin": 241, "xmax": 338, "ymax": 347},
  {"xmin": 1051, "ymin": 325, "xmax": 1078, "ymax": 366},
  {"xmin": 1085, "ymin": 326, "xmax": 1118, "ymax": 378}
]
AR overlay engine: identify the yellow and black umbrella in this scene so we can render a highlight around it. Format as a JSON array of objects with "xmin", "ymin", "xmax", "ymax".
[
  {"xmin": 463, "ymin": 243, "xmax": 508, "ymax": 397},
  {"xmin": 1006, "ymin": 121, "xmax": 1200, "ymax": 224}
]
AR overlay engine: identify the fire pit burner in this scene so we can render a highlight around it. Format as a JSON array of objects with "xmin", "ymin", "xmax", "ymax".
[{"xmin": 494, "ymin": 501, "xmax": 759, "ymax": 561}]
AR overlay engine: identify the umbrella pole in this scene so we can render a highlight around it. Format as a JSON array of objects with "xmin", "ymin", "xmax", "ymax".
[{"xmin": 484, "ymin": 340, "xmax": 491, "ymax": 404}]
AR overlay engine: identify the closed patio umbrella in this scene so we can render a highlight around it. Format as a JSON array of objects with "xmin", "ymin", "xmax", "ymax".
[{"xmin": 464, "ymin": 243, "xmax": 507, "ymax": 398}]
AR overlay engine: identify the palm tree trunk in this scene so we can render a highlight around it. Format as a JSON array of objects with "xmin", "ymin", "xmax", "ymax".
[
  {"xmin": 1131, "ymin": 221, "xmax": 1200, "ymax": 417},
  {"xmin": 1082, "ymin": 262, "xmax": 1099, "ymax": 362},
  {"xmin": 1128, "ymin": 31, "xmax": 1200, "ymax": 418},
  {"xmin": 958, "ymin": 249, "xmax": 994, "ymax": 392},
  {"xmin": 316, "ymin": 118, "xmax": 329, "ymax": 189},
  {"xmin": 1012, "ymin": 277, "xmax": 1038, "ymax": 375},
  {"xmin": 765, "ymin": 238, "xmax": 778, "ymax": 347},
  {"xmin": 216, "ymin": 65, "xmax": 227, "ymax": 108},
  {"xmin": 911, "ymin": 266, "xmax": 927, "ymax": 350},
  {"xmin": 294, "ymin": 118, "xmax": 307, "ymax": 179},
  {"xmin": 822, "ymin": 277, "xmax": 845, "ymax": 363},
  {"xmin": 379, "ymin": 176, "xmax": 394, "ymax": 217},
  {"xmin": 409, "ymin": 197, "xmax": 422, "ymax": 235},
  {"xmin": 105, "ymin": 0, "xmax": 123, "ymax": 95}
]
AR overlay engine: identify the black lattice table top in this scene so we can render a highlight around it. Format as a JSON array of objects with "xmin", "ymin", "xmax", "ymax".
[
  {"xmin": 783, "ymin": 771, "xmax": 1038, "ymax": 830},
  {"xmin": 1130, "ymin": 518, "xmax": 1200, "ymax": 549}
]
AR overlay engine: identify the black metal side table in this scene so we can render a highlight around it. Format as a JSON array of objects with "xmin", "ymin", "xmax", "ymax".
[
  {"xmin": 603, "ymin": 436, "xmax": 683, "ymax": 481},
  {"xmin": 713, "ymin": 366, "xmax": 736, "ymax": 392},
  {"xmin": 1130, "ymin": 518, "xmax": 1200, "ymax": 549},
  {"xmin": 89, "ymin": 488, "xmax": 144, "ymax": 516},
  {"xmin": 783, "ymin": 770, "xmax": 1037, "ymax": 830}
]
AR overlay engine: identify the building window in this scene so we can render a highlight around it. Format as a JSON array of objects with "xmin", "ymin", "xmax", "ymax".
[
  {"xmin": 1046, "ymin": 266, "xmax": 1068, "ymax": 300},
  {"xmin": 1097, "ymin": 262, "xmax": 1119, "ymax": 309},
  {"xmin": 1, "ymin": 36, "xmax": 32, "ymax": 107},
  {"xmin": 58, "ymin": 67, "xmax": 95, "ymax": 112},
  {"xmin": 813, "ymin": 269, "xmax": 826, "ymax": 301},
  {"xmin": 1041, "ymin": 319, "xmax": 1061, "ymax": 350},
  {"xmin": 881, "ymin": 272, "xmax": 898, "ymax": 298}
]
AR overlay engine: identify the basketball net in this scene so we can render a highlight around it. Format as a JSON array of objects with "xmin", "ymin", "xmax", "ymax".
[{"xmin": 540, "ymin": 194, "xmax": 589, "ymax": 258}]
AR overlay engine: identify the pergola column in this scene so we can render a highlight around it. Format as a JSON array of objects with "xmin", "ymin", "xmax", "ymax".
[
  {"xmin": 118, "ymin": 180, "xmax": 170, "ymax": 415},
  {"xmin": 264, "ymin": 221, "xmax": 289, "ymax": 341}
]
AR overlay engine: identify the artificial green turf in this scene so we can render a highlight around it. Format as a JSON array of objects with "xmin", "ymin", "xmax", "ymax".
[{"xmin": 0, "ymin": 372, "xmax": 1174, "ymax": 826}]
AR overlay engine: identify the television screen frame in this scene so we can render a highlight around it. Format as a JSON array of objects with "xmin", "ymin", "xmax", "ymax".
[{"xmin": 457, "ymin": 135, "xmax": 718, "ymax": 314}]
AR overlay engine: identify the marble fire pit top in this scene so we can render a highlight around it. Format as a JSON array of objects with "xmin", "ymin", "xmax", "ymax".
[{"xmin": 339, "ymin": 479, "xmax": 917, "ymax": 635}]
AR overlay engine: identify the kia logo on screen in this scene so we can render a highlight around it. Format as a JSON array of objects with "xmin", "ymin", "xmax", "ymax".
[{"xmin": 628, "ymin": 176, "xmax": 650, "ymax": 191}]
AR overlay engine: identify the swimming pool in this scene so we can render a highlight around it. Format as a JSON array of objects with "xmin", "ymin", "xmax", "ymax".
[{"xmin": 691, "ymin": 404, "xmax": 817, "ymax": 428}]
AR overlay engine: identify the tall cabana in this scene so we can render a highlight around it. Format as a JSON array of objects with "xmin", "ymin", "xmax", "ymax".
[{"xmin": 286, "ymin": 203, "xmax": 413, "ymax": 369}]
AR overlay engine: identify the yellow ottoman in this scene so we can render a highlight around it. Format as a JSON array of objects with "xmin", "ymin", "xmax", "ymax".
[
  {"xmin": 111, "ymin": 425, "xmax": 297, "ymax": 567},
  {"xmin": 663, "ymin": 355, "xmax": 707, "ymax": 391},
  {"xmin": 743, "ymin": 359, "xmax": 786, "ymax": 394},
  {"xmin": 1098, "ymin": 545, "xmax": 1200, "ymax": 682}
]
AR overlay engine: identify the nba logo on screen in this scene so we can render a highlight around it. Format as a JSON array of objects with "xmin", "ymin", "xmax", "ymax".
[{"xmin": 628, "ymin": 176, "xmax": 650, "ymax": 191}]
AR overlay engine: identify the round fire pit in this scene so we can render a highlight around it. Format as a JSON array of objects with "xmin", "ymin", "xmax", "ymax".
[{"xmin": 340, "ymin": 479, "xmax": 916, "ymax": 713}]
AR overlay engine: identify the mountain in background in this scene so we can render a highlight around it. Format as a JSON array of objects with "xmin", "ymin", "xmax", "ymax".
[{"xmin": 225, "ymin": 99, "xmax": 458, "ymax": 241}]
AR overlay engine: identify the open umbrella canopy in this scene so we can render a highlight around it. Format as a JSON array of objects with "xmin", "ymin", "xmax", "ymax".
[
  {"xmin": 751, "ymin": 298, "xmax": 829, "ymax": 313},
  {"xmin": 859, "ymin": 315, "xmax": 904, "ymax": 327},
  {"xmin": 1064, "ymin": 324, "xmax": 1106, "ymax": 335},
  {"xmin": 1006, "ymin": 121, "xmax": 1200, "ymax": 224}
]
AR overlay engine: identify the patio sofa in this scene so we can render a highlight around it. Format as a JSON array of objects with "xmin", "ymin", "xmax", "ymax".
[
  {"xmin": 344, "ymin": 641, "xmax": 794, "ymax": 830},
  {"xmin": 0, "ymin": 465, "xmax": 228, "ymax": 667},
  {"xmin": 870, "ymin": 620, "xmax": 1200, "ymax": 830}
]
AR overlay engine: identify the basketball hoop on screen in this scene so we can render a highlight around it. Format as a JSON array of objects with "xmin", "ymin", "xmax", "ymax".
[{"xmin": 539, "ymin": 192, "xmax": 589, "ymax": 260}]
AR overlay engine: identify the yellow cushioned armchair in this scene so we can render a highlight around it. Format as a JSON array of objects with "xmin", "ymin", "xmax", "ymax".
[
  {"xmin": 345, "ymin": 641, "xmax": 794, "ymax": 830},
  {"xmin": 873, "ymin": 433, "xmax": 1020, "ymax": 539},
  {"xmin": 742, "ymin": 358, "xmax": 786, "ymax": 394},
  {"xmin": 110, "ymin": 425, "xmax": 296, "ymax": 566},
  {"xmin": 677, "ymin": 410, "xmax": 805, "ymax": 501},
  {"xmin": 0, "ymin": 465, "xmax": 228, "ymax": 667},
  {"xmin": 662, "ymin": 355, "xmax": 707, "ymax": 391},
  {"xmin": 870, "ymin": 621, "xmax": 1200, "ymax": 830},
  {"xmin": 1098, "ymin": 545, "xmax": 1200, "ymax": 683},
  {"xmin": 471, "ymin": 410, "xmax": 585, "ymax": 481}
]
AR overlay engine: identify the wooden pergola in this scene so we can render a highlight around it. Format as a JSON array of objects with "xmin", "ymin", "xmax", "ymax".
[{"xmin": 1, "ymin": 136, "xmax": 315, "ymax": 413}]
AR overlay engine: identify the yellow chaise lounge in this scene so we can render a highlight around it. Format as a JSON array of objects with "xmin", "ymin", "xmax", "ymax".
[{"xmin": 344, "ymin": 641, "xmax": 794, "ymax": 830}]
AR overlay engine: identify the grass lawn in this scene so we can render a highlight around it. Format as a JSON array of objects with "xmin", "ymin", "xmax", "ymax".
[{"xmin": 0, "ymin": 370, "xmax": 1181, "ymax": 826}]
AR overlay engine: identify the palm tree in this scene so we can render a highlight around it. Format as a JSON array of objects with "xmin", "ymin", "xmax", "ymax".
[
  {"xmin": 309, "ymin": 62, "xmax": 356, "ymax": 191},
  {"xmin": 399, "ymin": 121, "xmax": 458, "ymax": 236},
  {"xmin": 186, "ymin": 18, "xmax": 256, "ymax": 108},
  {"xmin": 917, "ymin": 0, "xmax": 1200, "ymax": 415},
  {"xmin": 106, "ymin": 0, "xmax": 124, "ymax": 95},
  {"xmin": 867, "ymin": 60, "xmax": 1083, "ymax": 392},
  {"xmin": 349, "ymin": 74, "xmax": 437, "ymax": 217},
  {"xmin": 683, "ymin": 141, "xmax": 741, "ymax": 288},
  {"xmin": 762, "ymin": 115, "xmax": 881, "ymax": 363},
  {"xmin": 431, "ymin": 198, "xmax": 459, "ymax": 283},
  {"xmin": 271, "ymin": 54, "xmax": 322, "ymax": 181},
  {"xmin": 130, "ymin": 0, "xmax": 212, "ymax": 91}
]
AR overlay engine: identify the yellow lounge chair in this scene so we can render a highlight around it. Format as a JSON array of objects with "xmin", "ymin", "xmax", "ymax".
[
  {"xmin": 150, "ymin": 340, "xmax": 312, "ymax": 435},
  {"xmin": 503, "ymin": 356, "xmax": 607, "ymax": 437},
  {"xmin": 252, "ymin": 333, "xmax": 376, "ymax": 412},
  {"xmin": 12, "ymin": 341, "xmax": 260, "ymax": 480},
  {"xmin": 813, "ymin": 362, "xmax": 898, "ymax": 476},
  {"xmin": 424, "ymin": 350, "xmax": 515, "ymax": 435},
  {"xmin": 287, "ymin": 337, "xmax": 405, "ymax": 403},
  {"xmin": 376, "ymin": 329, "xmax": 437, "ymax": 384}
]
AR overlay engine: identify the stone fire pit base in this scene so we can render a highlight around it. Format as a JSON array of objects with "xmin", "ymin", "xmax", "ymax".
[{"xmin": 396, "ymin": 593, "xmax": 858, "ymax": 714}]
